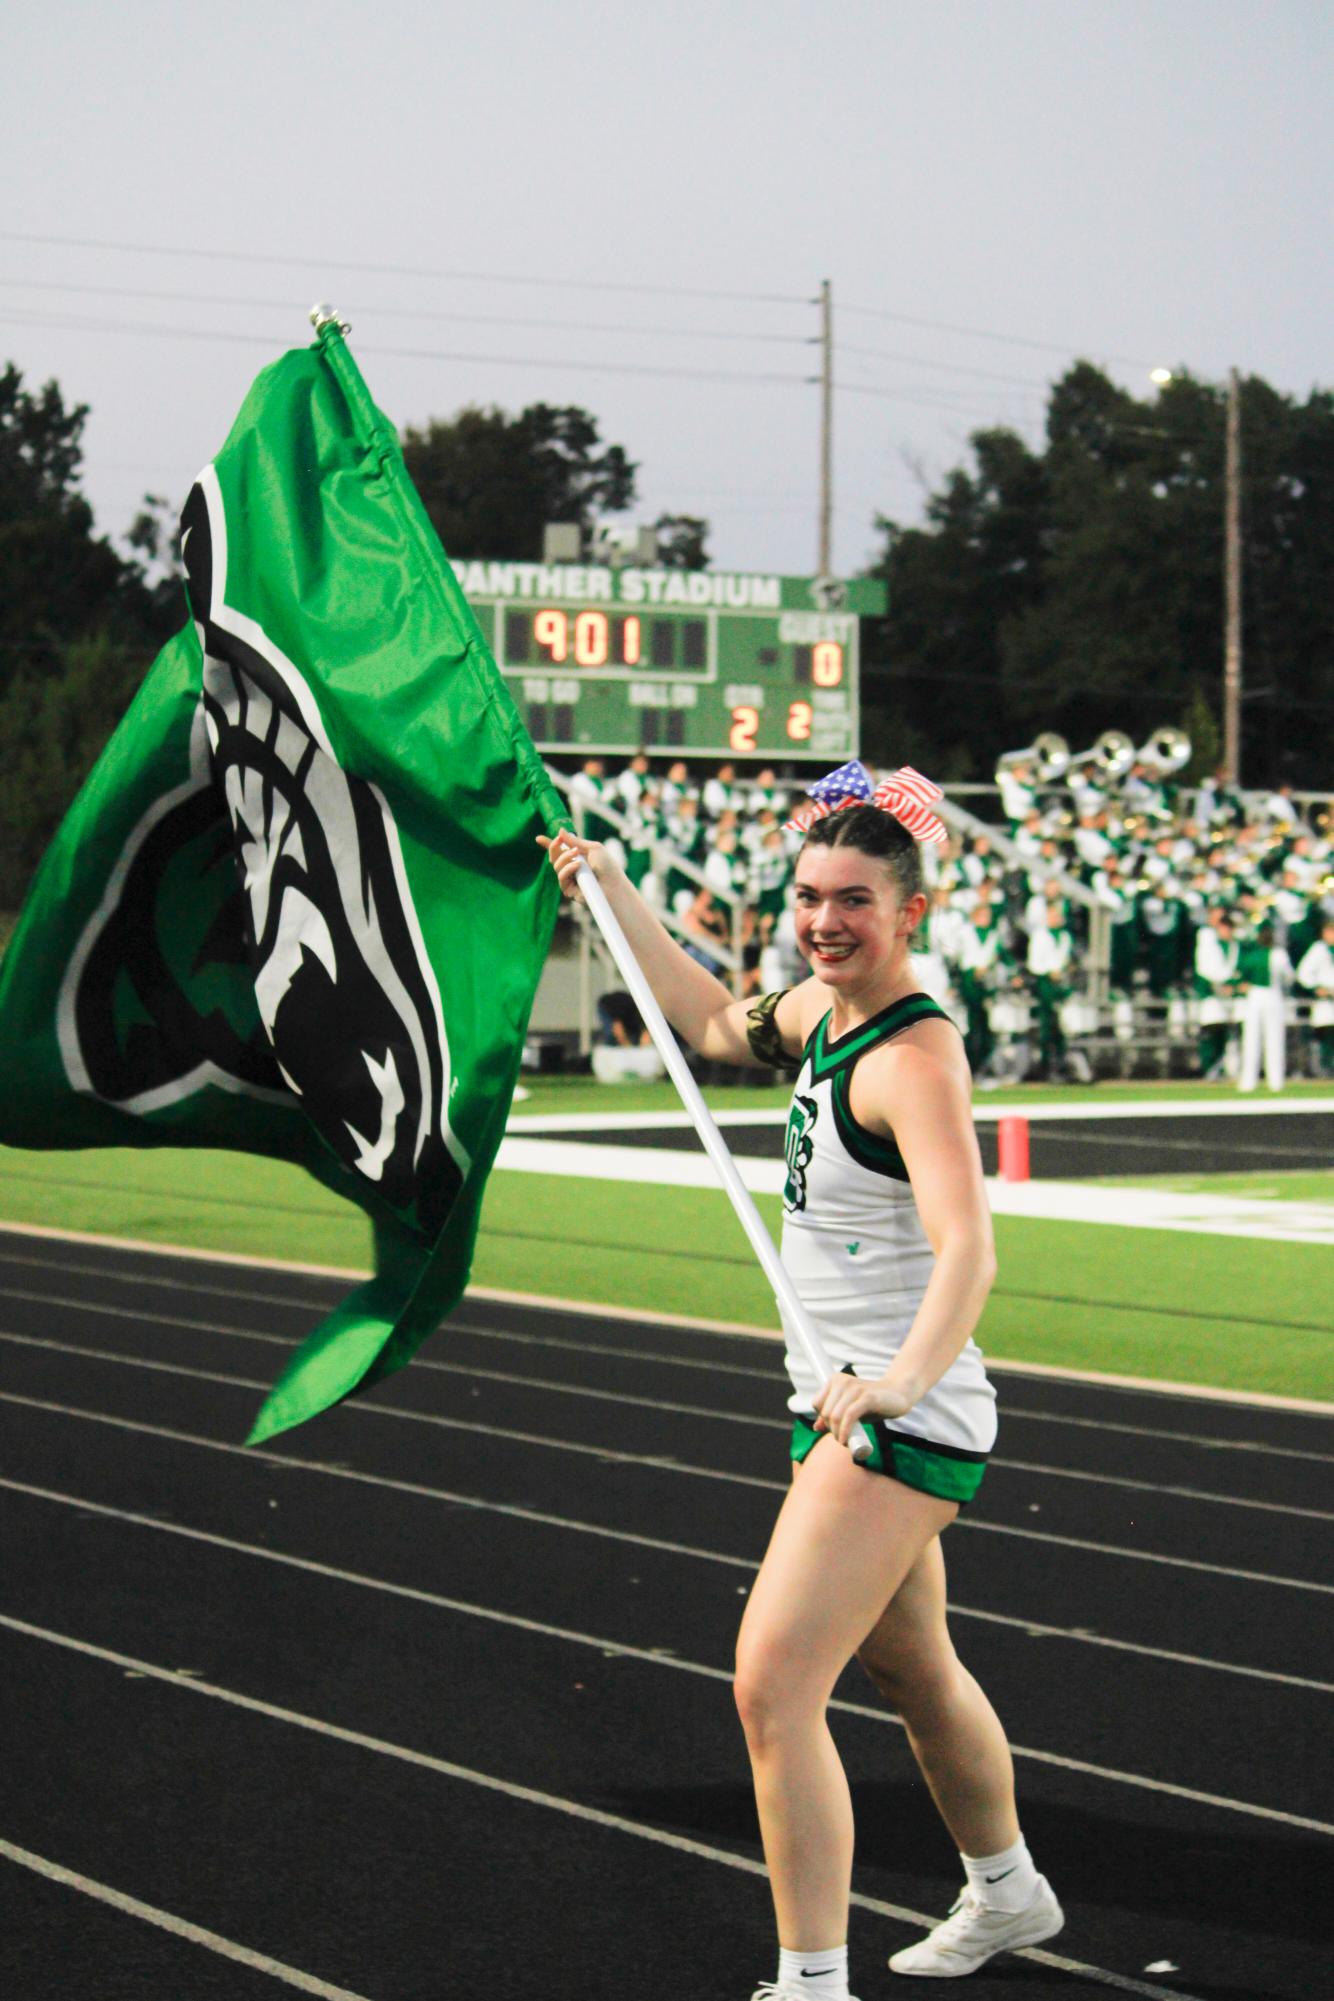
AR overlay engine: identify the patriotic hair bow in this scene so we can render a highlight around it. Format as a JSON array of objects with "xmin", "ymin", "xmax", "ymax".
[{"xmin": 784, "ymin": 759, "xmax": 948, "ymax": 844}]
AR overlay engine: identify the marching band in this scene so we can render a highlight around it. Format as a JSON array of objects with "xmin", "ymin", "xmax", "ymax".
[{"xmin": 565, "ymin": 735, "xmax": 1334, "ymax": 1085}]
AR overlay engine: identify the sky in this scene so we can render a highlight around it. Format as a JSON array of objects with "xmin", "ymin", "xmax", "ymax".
[{"xmin": 4, "ymin": 0, "xmax": 1331, "ymax": 581}]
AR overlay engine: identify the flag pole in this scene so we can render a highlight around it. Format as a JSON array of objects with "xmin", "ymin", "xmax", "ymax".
[{"xmin": 575, "ymin": 863, "xmax": 872, "ymax": 1462}]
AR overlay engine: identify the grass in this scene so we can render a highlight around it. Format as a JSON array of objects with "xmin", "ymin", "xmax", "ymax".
[
  {"xmin": 1095, "ymin": 1170, "xmax": 1334, "ymax": 1204},
  {"xmin": 2, "ymin": 1139, "xmax": 1331, "ymax": 1404}
]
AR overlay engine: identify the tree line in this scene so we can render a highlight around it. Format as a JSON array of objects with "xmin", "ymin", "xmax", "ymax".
[
  {"xmin": 2, "ymin": 353, "xmax": 1331, "ymax": 908},
  {"xmin": 0, "ymin": 375, "xmax": 707, "ymax": 908},
  {"xmin": 861, "ymin": 362, "xmax": 1334, "ymax": 789}
]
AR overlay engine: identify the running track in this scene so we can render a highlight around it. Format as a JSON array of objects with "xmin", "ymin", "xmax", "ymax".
[
  {"xmin": 508, "ymin": 1105, "xmax": 1334, "ymax": 1179},
  {"xmin": 0, "ymin": 1226, "xmax": 1330, "ymax": 2001}
]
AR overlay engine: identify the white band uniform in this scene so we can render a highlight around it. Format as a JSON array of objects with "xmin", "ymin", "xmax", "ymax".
[{"xmin": 778, "ymin": 993, "xmax": 998, "ymax": 1467}]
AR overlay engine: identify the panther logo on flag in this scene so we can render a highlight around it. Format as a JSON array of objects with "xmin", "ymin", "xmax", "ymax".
[{"xmin": 59, "ymin": 473, "xmax": 467, "ymax": 1237}]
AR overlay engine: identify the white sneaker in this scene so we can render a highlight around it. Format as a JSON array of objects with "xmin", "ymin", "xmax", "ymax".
[
  {"xmin": 748, "ymin": 1986, "xmax": 861, "ymax": 2000},
  {"xmin": 888, "ymin": 1878, "xmax": 1063, "ymax": 1977}
]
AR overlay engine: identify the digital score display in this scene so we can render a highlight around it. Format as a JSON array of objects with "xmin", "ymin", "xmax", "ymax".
[{"xmin": 451, "ymin": 559, "xmax": 886, "ymax": 760}]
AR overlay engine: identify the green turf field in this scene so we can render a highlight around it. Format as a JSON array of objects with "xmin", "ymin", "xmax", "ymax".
[
  {"xmin": 1097, "ymin": 1170, "xmax": 1334, "ymax": 1203},
  {"xmin": 2, "ymin": 1125, "xmax": 1330, "ymax": 1404}
]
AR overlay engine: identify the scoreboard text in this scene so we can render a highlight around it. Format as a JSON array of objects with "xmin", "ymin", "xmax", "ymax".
[{"xmin": 451, "ymin": 559, "xmax": 886, "ymax": 760}]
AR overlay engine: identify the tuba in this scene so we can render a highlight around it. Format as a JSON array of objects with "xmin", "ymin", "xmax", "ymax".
[
  {"xmin": 1137, "ymin": 726, "xmax": 1191, "ymax": 775},
  {"xmin": 1068, "ymin": 729, "xmax": 1135, "ymax": 784},
  {"xmin": 995, "ymin": 732, "xmax": 1069, "ymax": 785}
]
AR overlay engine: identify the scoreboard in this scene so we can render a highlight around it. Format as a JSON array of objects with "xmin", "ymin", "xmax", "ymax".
[{"xmin": 450, "ymin": 558, "xmax": 886, "ymax": 760}]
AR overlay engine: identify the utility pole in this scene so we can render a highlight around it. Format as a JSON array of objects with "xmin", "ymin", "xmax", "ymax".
[
  {"xmin": 818, "ymin": 278, "xmax": 833, "ymax": 578},
  {"xmin": 1223, "ymin": 366, "xmax": 1242, "ymax": 784}
]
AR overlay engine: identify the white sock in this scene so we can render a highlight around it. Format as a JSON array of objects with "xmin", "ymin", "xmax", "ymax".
[
  {"xmin": 777, "ymin": 1942, "xmax": 849, "ymax": 1998},
  {"xmin": 961, "ymin": 1835, "xmax": 1039, "ymax": 1912}
]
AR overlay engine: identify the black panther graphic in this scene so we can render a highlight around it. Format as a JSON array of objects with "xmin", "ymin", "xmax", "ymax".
[
  {"xmin": 64, "ymin": 474, "xmax": 464, "ymax": 1237},
  {"xmin": 65, "ymin": 727, "xmax": 286, "ymax": 1109}
]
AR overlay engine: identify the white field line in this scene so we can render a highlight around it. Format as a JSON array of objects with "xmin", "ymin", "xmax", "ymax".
[
  {"xmin": 0, "ymin": 1838, "xmax": 373, "ymax": 1998},
  {"xmin": 2, "ymin": 1222, "xmax": 1330, "ymax": 1414},
  {"xmin": 6, "ymin": 1470, "xmax": 1332, "ymax": 1835},
  {"xmin": 0, "ymin": 1614, "xmax": 1207, "ymax": 2001},
  {"xmin": 974, "ymin": 1097, "xmax": 1334, "ymax": 1122},
  {"xmin": 2, "ymin": 1392, "xmax": 1329, "ymax": 1703},
  {"xmin": 3, "ymin": 1294, "xmax": 1326, "ymax": 1525},
  {"xmin": 494, "ymin": 1135, "xmax": 1334, "ymax": 1244},
  {"xmin": 508, "ymin": 1097, "xmax": 1334, "ymax": 1131},
  {"xmin": 2, "ymin": 1335, "xmax": 1330, "ymax": 1597}
]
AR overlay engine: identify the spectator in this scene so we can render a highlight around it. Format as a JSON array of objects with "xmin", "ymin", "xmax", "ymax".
[
  {"xmin": 680, "ymin": 886, "xmax": 729, "ymax": 978},
  {"xmin": 955, "ymin": 901, "xmax": 1015, "ymax": 1074},
  {"xmin": 747, "ymin": 766, "xmax": 789, "ymax": 818},
  {"xmin": 701, "ymin": 760, "xmax": 743, "ymax": 820},
  {"xmin": 997, "ymin": 760, "xmax": 1037, "ymax": 824},
  {"xmin": 1295, "ymin": 917, "xmax": 1334, "ymax": 1077},
  {"xmin": 1025, "ymin": 884, "xmax": 1075, "ymax": 1073},
  {"xmin": 913, "ymin": 886, "xmax": 966, "ymax": 1005},
  {"xmin": 569, "ymin": 756, "xmax": 620, "ymax": 845},
  {"xmin": 1257, "ymin": 781, "xmax": 1299, "ymax": 829},
  {"xmin": 1137, "ymin": 879, "xmax": 1185, "ymax": 997},
  {"xmin": 659, "ymin": 759, "xmax": 695, "ymax": 814},
  {"xmin": 1236, "ymin": 923, "xmax": 1292, "ymax": 1093},
  {"xmin": 959, "ymin": 832, "xmax": 1000, "ymax": 888},
  {"xmin": 1194, "ymin": 907, "xmax": 1239, "ymax": 1080},
  {"xmin": 703, "ymin": 827, "xmax": 748, "ymax": 901},
  {"xmin": 1072, "ymin": 811, "xmax": 1114, "ymax": 870},
  {"xmin": 615, "ymin": 749, "xmax": 652, "ymax": 811},
  {"xmin": 596, "ymin": 989, "xmax": 651, "ymax": 1048},
  {"xmin": 750, "ymin": 826, "xmax": 794, "ymax": 925}
]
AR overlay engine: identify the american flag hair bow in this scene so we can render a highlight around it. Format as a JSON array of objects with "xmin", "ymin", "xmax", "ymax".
[{"xmin": 784, "ymin": 760, "xmax": 948, "ymax": 844}]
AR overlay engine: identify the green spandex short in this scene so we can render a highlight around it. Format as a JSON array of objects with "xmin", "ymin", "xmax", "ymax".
[{"xmin": 790, "ymin": 1412, "xmax": 988, "ymax": 1504}]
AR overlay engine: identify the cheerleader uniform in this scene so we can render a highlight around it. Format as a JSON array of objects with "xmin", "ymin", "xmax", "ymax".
[{"xmin": 754, "ymin": 989, "xmax": 997, "ymax": 1503}]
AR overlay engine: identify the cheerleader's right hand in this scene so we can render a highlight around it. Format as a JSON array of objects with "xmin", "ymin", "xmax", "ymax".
[{"xmin": 537, "ymin": 830, "xmax": 617, "ymax": 903}]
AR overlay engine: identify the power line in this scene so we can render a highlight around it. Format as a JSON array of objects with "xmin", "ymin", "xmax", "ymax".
[
  {"xmin": 0, "ymin": 277, "xmax": 810, "ymax": 348},
  {"xmin": 839, "ymin": 341, "xmax": 1052, "ymax": 391},
  {"xmin": 2, "ymin": 230, "xmax": 1167, "ymax": 373},
  {"xmin": 835, "ymin": 379, "xmax": 1046, "ymax": 421},
  {"xmin": 0, "ymin": 230, "xmax": 806, "ymax": 307},
  {"xmin": 0, "ymin": 309, "xmax": 809, "ymax": 387},
  {"xmin": 1, "ymin": 306, "xmax": 1061, "ymax": 425},
  {"xmin": 840, "ymin": 299, "xmax": 1159, "ymax": 372}
]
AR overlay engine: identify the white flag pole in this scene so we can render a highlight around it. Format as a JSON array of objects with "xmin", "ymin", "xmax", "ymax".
[{"xmin": 575, "ymin": 863, "xmax": 872, "ymax": 1462}]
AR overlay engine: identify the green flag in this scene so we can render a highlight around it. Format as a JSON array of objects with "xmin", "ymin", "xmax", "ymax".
[{"xmin": 0, "ymin": 317, "xmax": 566, "ymax": 1443}]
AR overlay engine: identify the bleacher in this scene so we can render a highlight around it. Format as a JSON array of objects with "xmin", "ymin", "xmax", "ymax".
[{"xmin": 538, "ymin": 747, "xmax": 1334, "ymax": 1084}]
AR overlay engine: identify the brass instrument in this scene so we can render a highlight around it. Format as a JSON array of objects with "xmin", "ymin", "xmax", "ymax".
[
  {"xmin": 1068, "ymin": 729, "xmax": 1135, "ymax": 783},
  {"xmin": 995, "ymin": 732, "xmax": 1069, "ymax": 785},
  {"xmin": 1137, "ymin": 726, "xmax": 1191, "ymax": 775}
]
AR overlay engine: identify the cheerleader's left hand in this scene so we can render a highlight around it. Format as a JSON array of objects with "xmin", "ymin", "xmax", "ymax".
[{"xmin": 813, "ymin": 1368, "xmax": 917, "ymax": 1447}]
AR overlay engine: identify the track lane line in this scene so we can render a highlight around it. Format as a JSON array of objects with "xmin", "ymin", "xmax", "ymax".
[
  {"xmin": 1, "ymin": 1246, "xmax": 1330, "ymax": 1454},
  {"xmin": 0, "ymin": 1416, "xmax": 1324, "ymax": 1691},
  {"xmin": 5, "ymin": 1472, "xmax": 1333, "ymax": 1832},
  {"xmin": 2, "ymin": 1300, "xmax": 1325, "ymax": 1520},
  {"xmin": 2, "ymin": 1222, "xmax": 1331, "ymax": 1414},
  {"xmin": 0, "ymin": 1613, "xmax": 1211, "ymax": 2001},
  {"xmin": 1, "ymin": 1355, "xmax": 1328, "ymax": 1595},
  {"xmin": 2, "ymin": 1402, "xmax": 1324, "ymax": 1690},
  {"xmin": 0, "ymin": 1837, "xmax": 374, "ymax": 1999}
]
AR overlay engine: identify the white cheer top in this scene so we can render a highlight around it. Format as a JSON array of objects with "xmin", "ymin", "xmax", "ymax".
[{"xmin": 779, "ymin": 992, "xmax": 998, "ymax": 1457}]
